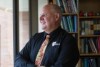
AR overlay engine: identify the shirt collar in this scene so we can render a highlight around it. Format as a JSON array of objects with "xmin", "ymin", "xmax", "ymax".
[{"xmin": 44, "ymin": 26, "xmax": 62, "ymax": 38}]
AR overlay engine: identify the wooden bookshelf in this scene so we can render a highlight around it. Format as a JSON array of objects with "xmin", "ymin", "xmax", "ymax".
[
  {"xmin": 79, "ymin": 0, "xmax": 100, "ymax": 67},
  {"xmin": 79, "ymin": 35, "xmax": 100, "ymax": 38},
  {"xmin": 80, "ymin": 53, "xmax": 100, "ymax": 57},
  {"xmin": 62, "ymin": 13, "xmax": 78, "ymax": 16},
  {"xmin": 79, "ymin": 16, "xmax": 100, "ymax": 19},
  {"xmin": 48, "ymin": 0, "xmax": 100, "ymax": 67}
]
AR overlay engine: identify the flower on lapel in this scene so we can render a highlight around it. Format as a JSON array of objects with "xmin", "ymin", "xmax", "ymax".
[{"xmin": 52, "ymin": 42, "xmax": 60, "ymax": 46}]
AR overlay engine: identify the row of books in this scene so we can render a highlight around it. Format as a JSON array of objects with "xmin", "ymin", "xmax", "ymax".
[
  {"xmin": 81, "ymin": 58, "xmax": 100, "ymax": 67},
  {"xmin": 80, "ymin": 37, "xmax": 100, "ymax": 54},
  {"xmin": 61, "ymin": 15, "xmax": 77, "ymax": 32},
  {"xmin": 80, "ymin": 20, "xmax": 100, "ymax": 35},
  {"xmin": 54, "ymin": 0, "xmax": 78, "ymax": 13}
]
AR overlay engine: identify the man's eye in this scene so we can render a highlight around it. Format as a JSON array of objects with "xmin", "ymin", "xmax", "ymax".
[
  {"xmin": 43, "ymin": 14, "xmax": 48, "ymax": 16},
  {"xmin": 40, "ymin": 14, "xmax": 48, "ymax": 17}
]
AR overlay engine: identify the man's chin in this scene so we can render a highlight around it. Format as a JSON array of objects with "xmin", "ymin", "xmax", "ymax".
[{"xmin": 42, "ymin": 27, "xmax": 46, "ymax": 30}]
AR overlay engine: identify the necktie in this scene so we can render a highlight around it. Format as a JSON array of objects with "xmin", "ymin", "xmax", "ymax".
[{"xmin": 35, "ymin": 35, "xmax": 50, "ymax": 66}]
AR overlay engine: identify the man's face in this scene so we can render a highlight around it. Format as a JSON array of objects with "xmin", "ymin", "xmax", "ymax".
[{"xmin": 40, "ymin": 7, "xmax": 57, "ymax": 32}]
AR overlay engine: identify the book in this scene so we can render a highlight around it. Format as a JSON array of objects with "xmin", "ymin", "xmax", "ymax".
[
  {"xmin": 56, "ymin": 0, "xmax": 65, "ymax": 13},
  {"xmin": 89, "ymin": 58, "xmax": 97, "ymax": 67},
  {"xmin": 88, "ymin": 38, "xmax": 98, "ymax": 53},
  {"xmin": 61, "ymin": 16, "xmax": 69, "ymax": 31},
  {"xmin": 98, "ymin": 36, "xmax": 100, "ymax": 53}
]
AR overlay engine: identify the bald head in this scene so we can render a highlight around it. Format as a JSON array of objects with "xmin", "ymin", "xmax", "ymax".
[{"xmin": 43, "ymin": 4, "xmax": 62, "ymax": 18}]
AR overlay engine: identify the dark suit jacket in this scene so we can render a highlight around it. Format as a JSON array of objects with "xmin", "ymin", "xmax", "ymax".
[{"xmin": 15, "ymin": 27, "xmax": 79, "ymax": 67}]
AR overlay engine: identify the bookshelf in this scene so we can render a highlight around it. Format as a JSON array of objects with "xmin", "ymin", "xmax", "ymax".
[
  {"xmin": 48, "ymin": 0, "xmax": 100, "ymax": 67},
  {"xmin": 79, "ymin": 0, "xmax": 100, "ymax": 67}
]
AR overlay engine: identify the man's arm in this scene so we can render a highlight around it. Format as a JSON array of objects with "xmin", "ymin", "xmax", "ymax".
[
  {"xmin": 14, "ymin": 42, "xmax": 35, "ymax": 67},
  {"xmin": 51, "ymin": 36, "xmax": 80, "ymax": 67},
  {"xmin": 14, "ymin": 34, "xmax": 38, "ymax": 67}
]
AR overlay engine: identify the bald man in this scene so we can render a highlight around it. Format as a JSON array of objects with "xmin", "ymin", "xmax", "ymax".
[{"xmin": 15, "ymin": 4, "xmax": 79, "ymax": 67}]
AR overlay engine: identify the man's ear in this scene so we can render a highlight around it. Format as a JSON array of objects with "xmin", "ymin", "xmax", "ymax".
[{"xmin": 55, "ymin": 13, "xmax": 60, "ymax": 21}]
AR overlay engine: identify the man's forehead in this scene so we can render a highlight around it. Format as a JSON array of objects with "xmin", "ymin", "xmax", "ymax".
[
  {"xmin": 40, "ymin": 12, "xmax": 47, "ymax": 16},
  {"xmin": 40, "ymin": 10, "xmax": 48, "ymax": 14},
  {"xmin": 40, "ymin": 8, "xmax": 51, "ymax": 14}
]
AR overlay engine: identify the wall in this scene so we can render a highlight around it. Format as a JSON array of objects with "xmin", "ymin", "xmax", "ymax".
[{"xmin": 38, "ymin": 0, "xmax": 48, "ymax": 32}]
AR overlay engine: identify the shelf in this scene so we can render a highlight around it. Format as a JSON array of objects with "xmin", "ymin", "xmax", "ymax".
[
  {"xmin": 62, "ymin": 13, "xmax": 77, "ymax": 16},
  {"xmin": 79, "ymin": 35, "xmax": 100, "ymax": 38},
  {"xmin": 80, "ymin": 53, "xmax": 100, "ymax": 57},
  {"xmin": 79, "ymin": 16, "xmax": 100, "ymax": 19}
]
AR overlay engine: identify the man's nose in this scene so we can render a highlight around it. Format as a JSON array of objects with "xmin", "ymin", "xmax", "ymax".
[{"xmin": 40, "ymin": 15, "xmax": 44, "ymax": 21}]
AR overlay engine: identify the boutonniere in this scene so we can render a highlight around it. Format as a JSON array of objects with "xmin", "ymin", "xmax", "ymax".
[{"xmin": 52, "ymin": 42, "xmax": 60, "ymax": 46}]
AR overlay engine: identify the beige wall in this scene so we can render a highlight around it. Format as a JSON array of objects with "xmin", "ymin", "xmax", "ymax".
[
  {"xmin": 38, "ymin": 0, "xmax": 48, "ymax": 32},
  {"xmin": 19, "ymin": 11, "xmax": 30, "ymax": 50},
  {"xmin": 0, "ymin": 8, "xmax": 13, "ymax": 67}
]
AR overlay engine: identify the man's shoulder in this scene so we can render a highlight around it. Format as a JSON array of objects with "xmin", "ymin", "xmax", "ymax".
[
  {"xmin": 60, "ymin": 28, "xmax": 71, "ymax": 36},
  {"xmin": 60, "ymin": 28, "xmax": 75, "ymax": 39}
]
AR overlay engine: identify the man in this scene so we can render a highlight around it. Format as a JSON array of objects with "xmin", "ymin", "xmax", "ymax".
[{"xmin": 15, "ymin": 4, "xmax": 79, "ymax": 67}]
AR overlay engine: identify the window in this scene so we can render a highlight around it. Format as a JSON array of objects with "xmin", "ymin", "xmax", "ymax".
[
  {"xmin": 0, "ymin": 0, "xmax": 13, "ymax": 67},
  {"xmin": 19, "ymin": 0, "xmax": 30, "ymax": 51},
  {"xmin": 0, "ymin": 0, "xmax": 30, "ymax": 67}
]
